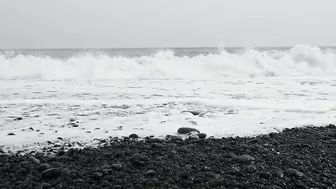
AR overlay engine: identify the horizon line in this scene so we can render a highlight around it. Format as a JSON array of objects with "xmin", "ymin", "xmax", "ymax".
[{"xmin": 1, "ymin": 45, "xmax": 336, "ymax": 51}]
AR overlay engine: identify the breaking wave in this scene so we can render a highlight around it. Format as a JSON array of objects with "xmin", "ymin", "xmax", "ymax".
[{"xmin": 1, "ymin": 45, "xmax": 336, "ymax": 80}]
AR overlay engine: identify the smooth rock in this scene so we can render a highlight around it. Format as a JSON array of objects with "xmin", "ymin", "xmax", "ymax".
[
  {"xmin": 145, "ymin": 170, "xmax": 156, "ymax": 176},
  {"xmin": 259, "ymin": 171, "xmax": 272, "ymax": 178},
  {"xmin": 60, "ymin": 168, "xmax": 71, "ymax": 177},
  {"xmin": 237, "ymin": 154, "xmax": 255, "ymax": 162},
  {"xmin": 71, "ymin": 123, "xmax": 79, "ymax": 127},
  {"xmin": 57, "ymin": 150, "xmax": 65, "ymax": 156},
  {"xmin": 177, "ymin": 127, "xmax": 200, "ymax": 134},
  {"xmin": 225, "ymin": 152, "xmax": 238, "ymax": 159},
  {"xmin": 42, "ymin": 182, "xmax": 52, "ymax": 189},
  {"xmin": 166, "ymin": 135, "xmax": 181, "ymax": 140},
  {"xmin": 38, "ymin": 163, "xmax": 52, "ymax": 172},
  {"xmin": 246, "ymin": 165, "xmax": 257, "ymax": 172},
  {"xmin": 151, "ymin": 143, "xmax": 165, "ymax": 148},
  {"xmin": 7, "ymin": 132, "xmax": 15, "ymax": 136},
  {"xmin": 231, "ymin": 166, "xmax": 240, "ymax": 172},
  {"xmin": 209, "ymin": 179, "xmax": 222, "ymax": 187},
  {"xmin": 181, "ymin": 110, "xmax": 203, "ymax": 116},
  {"xmin": 42, "ymin": 168, "xmax": 60, "ymax": 178},
  {"xmin": 131, "ymin": 154, "xmax": 147, "ymax": 161},
  {"xmin": 51, "ymin": 162, "xmax": 65, "ymax": 168},
  {"xmin": 197, "ymin": 133, "xmax": 207, "ymax": 139},
  {"xmin": 74, "ymin": 179, "xmax": 84, "ymax": 183},
  {"xmin": 56, "ymin": 156, "xmax": 68, "ymax": 161},
  {"xmin": 274, "ymin": 170, "xmax": 284, "ymax": 178},
  {"xmin": 178, "ymin": 171, "xmax": 189, "ymax": 178},
  {"xmin": 188, "ymin": 134, "xmax": 199, "ymax": 140},
  {"xmin": 29, "ymin": 156, "xmax": 40, "ymax": 165},
  {"xmin": 14, "ymin": 117, "xmax": 23, "ymax": 121},
  {"xmin": 285, "ymin": 168, "xmax": 304, "ymax": 177},
  {"xmin": 21, "ymin": 161, "xmax": 32, "ymax": 168},
  {"xmin": 129, "ymin": 134, "xmax": 139, "ymax": 139},
  {"xmin": 92, "ymin": 172, "xmax": 103, "ymax": 180},
  {"xmin": 269, "ymin": 185, "xmax": 282, "ymax": 189},
  {"xmin": 111, "ymin": 163, "xmax": 122, "ymax": 170}
]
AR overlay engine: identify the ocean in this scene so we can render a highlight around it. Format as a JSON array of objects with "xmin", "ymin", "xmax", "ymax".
[{"xmin": 1, "ymin": 44, "xmax": 336, "ymax": 152}]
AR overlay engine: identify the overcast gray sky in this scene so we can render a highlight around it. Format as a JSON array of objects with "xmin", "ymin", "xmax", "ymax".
[{"xmin": 0, "ymin": 0, "xmax": 335, "ymax": 49}]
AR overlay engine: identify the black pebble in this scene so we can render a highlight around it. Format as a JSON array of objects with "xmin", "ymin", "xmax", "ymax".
[
  {"xmin": 209, "ymin": 179, "xmax": 222, "ymax": 187},
  {"xmin": 28, "ymin": 156, "xmax": 40, "ymax": 165},
  {"xmin": 0, "ymin": 125, "xmax": 335, "ymax": 189},
  {"xmin": 197, "ymin": 133, "xmax": 207, "ymax": 139},
  {"xmin": 41, "ymin": 168, "xmax": 60, "ymax": 178},
  {"xmin": 111, "ymin": 163, "xmax": 122, "ymax": 170},
  {"xmin": 38, "ymin": 163, "xmax": 51, "ymax": 172},
  {"xmin": 178, "ymin": 171, "xmax": 189, "ymax": 178},
  {"xmin": 129, "ymin": 134, "xmax": 139, "ymax": 139},
  {"xmin": 92, "ymin": 172, "xmax": 103, "ymax": 180},
  {"xmin": 177, "ymin": 127, "xmax": 200, "ymax": 134},
  {"xmin": 14, "ymin": 117, "xmax": 23, "ymax": 121},
  {"xmin": 60, "ymin": 168, "xmax": 71, "ymax": 177}
]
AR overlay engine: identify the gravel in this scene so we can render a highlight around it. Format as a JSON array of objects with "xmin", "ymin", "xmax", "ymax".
[{"xmin": 1, "ymin": 124, "xmax": 336, "ymax": 188}]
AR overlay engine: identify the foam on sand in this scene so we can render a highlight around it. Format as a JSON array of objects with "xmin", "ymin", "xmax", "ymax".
[{"xmin": 1, "ymin": 76, "xmax": 336, "ymax": 153}]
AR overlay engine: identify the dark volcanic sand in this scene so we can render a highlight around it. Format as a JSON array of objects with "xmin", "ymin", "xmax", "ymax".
[{"xmin": 1, "ymin": 125, "xmax": 336, "ymax": 189}]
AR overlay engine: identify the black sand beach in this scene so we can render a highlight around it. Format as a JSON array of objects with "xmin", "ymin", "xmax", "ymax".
[{"xmin": 1, "ymin": 124, "xmax": 336, "ymax": 189}]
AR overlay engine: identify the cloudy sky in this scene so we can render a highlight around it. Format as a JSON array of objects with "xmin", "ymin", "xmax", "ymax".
[{"xmin": 0, "ymin": 0, "xmax": 335, "ymax": 49}]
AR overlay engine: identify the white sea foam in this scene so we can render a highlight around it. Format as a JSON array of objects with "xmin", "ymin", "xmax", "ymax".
[
  {"xmin": 1, "ymin": 45, "xmax": 336, "ymax": 153},
  {"xmin": 1, "ymin": 45, "xmax": 336, "ymax": 80}
]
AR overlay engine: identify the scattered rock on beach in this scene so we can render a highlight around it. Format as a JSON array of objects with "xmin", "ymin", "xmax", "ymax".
[
  {"xmin": 178, "ymin": 171, "xmax": 189, "ymax": 178},
  {"xmin": 60, "ymin": 168, "xmax": 71, "ymax": 177},
  {"xmin": 28, "ymin": 156, "xmax": 40, "ymax": 165},
  {"xmin": 14, "ymin": 117, "xmax": 23, "ymax": 121},
  {"xmin": 69, "ymin": 118, "xmax": 77, "ymax": 122},
  {"xmin": 92, "ymin": 172, "xmax": 103, "ymax": 180},
  {"xmin": 274, "ymin": 170, "xmax": 284, "ymax": 178},
  {"xmin": 197, "ymin": 133, "xmax": 207, "ymax": 139},
  {"xmin": 209, "ymin": 179, "xmax": 222, "ymax": 187},
  {"xmin": 237, "ymin": 154, "xmax": 255, "ymax": 162},
  {"xmin": 285, "ymin": 168, "xmax": 305, "ymax": 177},
  {"xmin": 42, "ymin": 182, "xmax": 52, "ymax": 188},
  {"xmin": 71, "ymin": 124, "xmax": 79, "ymax": 127},
  {"xmin": 131, "ymin": 154, "xmax": 147, "ymax": 162},
  {"xmin": 38, "ymin": 163, "xmax": 52, "ymax": 172},
  {"xmin": 188, "ymin": 134, "xmax": 199, "ymax": 140},
  {"xmin": 69, "ymin": 118, "xmax": 80, "ymax": 127},
  {"xmin": 225, "ymin": 152, "xmax": 238, "ymax": 159},
  {"xmin": 151, "ymin": 143, "xmax": 165, "ymax": 148},
  {"xmin": 41, "ymin": 168, "xmax": 60, "ymax": 178},
  {"xmin": 177, "ymin": 127, "xmax": 200, "ymax": 134},
  {"xmin": 1, "ymin": 125, "xmax": 336, "ymax": 188},
  {"xmin": 166, "ymin": 135, "xmax": 181, "ymax": 141},
  {"xmin": 181, "ymin": 110, "xmax": 205, "ymax": 116},
  {"xmin": 129, "ymin": 134, "xmax": 139, "ymax": 139},
  {"xmin": 111, "ymin": 163, "xmax": 123, "ymax": 170}
]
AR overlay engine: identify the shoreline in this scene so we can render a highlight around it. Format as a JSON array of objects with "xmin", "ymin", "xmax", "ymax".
[{"xmin": 1, "ymin": 124, "xmax": 336, "ymax": 188}]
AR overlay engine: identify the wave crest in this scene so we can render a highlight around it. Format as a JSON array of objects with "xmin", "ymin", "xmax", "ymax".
[{"xmin": 1, "ymin": 45, "xmax": 336, "ymax": 80}]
